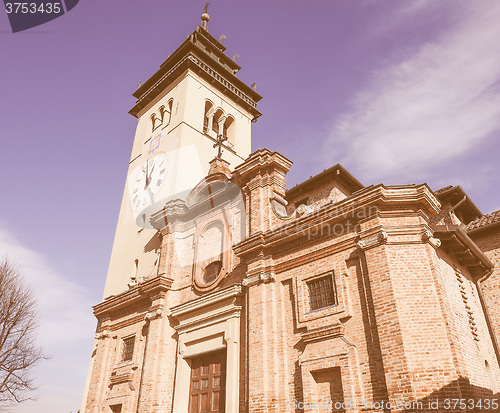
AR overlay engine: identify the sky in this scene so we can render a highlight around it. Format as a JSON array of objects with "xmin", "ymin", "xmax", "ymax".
[{"xmin": 1, "ymin": 1, "xmax": 500, "ymax": 412}]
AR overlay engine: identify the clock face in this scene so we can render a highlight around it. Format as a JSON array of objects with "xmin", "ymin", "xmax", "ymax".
[{"xmin": 129, "ymin": 154, "xmax": 168, "ymax": 211}]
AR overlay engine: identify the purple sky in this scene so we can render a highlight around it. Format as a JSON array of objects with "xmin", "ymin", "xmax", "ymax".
[{"xmin": 1, "ymin": 1, "xmax": 500, "ymax": 411}]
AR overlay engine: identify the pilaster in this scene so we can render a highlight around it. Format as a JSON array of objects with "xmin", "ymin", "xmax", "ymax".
[{"xmin": 232, "ymin": 148, "xmax": 292, "ymax": 235}]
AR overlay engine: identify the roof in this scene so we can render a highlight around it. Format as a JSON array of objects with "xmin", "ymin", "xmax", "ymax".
[
  {"xmin": 434, "ymin": 185, "xmax": 454, "ymax": 195},
  {"xmin": 466, "ymin": 209, "xmax": 500, "ymax": 233},
  {"xmin": 432, "ymin": 185, "xmax": 482, "ymax": 224},
  {"xmin": 432, "ymin": 224, "xmax": 494, "ymax": 279},
  {"xmin": 286, "ymin": 163, "xmax": 364, "ymax": 200},
  {"xmin": 129, "ymin": 26, "xmax": 262, "ymax": 119}
]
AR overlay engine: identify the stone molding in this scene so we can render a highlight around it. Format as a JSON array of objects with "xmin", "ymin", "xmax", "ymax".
[
  {"xmin": 422, "ymin": 229, "xmax": 442, "ymax": 249},
  {"xmin": 234, "ymin": 184, "xmax": 440, "ymax": 258},
  {"xmin": 93, "ymin": 276, "xmax": 172, "ymax": 320},
  {"xmin": 144, "ymin": 308, "xmax": 163, "ymax": 322},
  {"xmin": 109, "ymin": 372, "xmax": 134, "ymax": 386},
  {"xmin": 241, "ymin": 271, "xmax": 275, "ymax": 287},
  {"xmin": 232, "ymin": 148, "xmax": 293, "ymax": 182},
  {"xmin": 357, "ymin": 231, "xmax": 388, "ymax": 250},
  {"xmin": 94, "ymin": 329, "xmax": 111, "ymax": 340},
  {"xmin": 301, "ymin": 322, "xmax": 345, "ymax": 344},
  {"xmin": 171, "ymin": 284, "xmax": 242, "ymax": 413},
  {"xmin": 170, "ymin": 284, "xmax": 243, "ymax": 320},
  {"xmin": 130, "ymin": 35, "xmax": 262, "ymax": 118}
]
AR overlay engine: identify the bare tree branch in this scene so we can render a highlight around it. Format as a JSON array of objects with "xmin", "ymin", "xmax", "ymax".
[{"xmin": 0, "ymin": 258, "xmax": 47, "ymax": 408}]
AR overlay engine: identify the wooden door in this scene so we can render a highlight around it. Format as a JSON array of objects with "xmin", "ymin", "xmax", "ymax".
[{"xmin": 189, "ymin": 351, "xmax": 226, "ymax": 413}]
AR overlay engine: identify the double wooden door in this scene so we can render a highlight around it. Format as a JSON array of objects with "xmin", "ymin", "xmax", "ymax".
[{"xmin": 189, "ymin": 351, "xmax": 226, "ymax": 413}]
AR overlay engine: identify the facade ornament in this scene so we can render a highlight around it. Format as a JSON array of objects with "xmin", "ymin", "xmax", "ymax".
[
  {"xmin": 95, "ymin": 329, "xmax": 111, "ymax": 340},
  {"xmin": 145, "ymin": 308, "xmax": 163, "ymax": 322},
  {"xmin": 295, "ymin": 203, "xmax": 313, "ymax": 217},
  {"xmin": 422, "ymin": 229, "xmax": 442, "ymax": 249},
  {"xmin": 260, "ymin": 271, "xmax": 275, "ymax": 283},
  {"xmin": 242, "ymin": 274, "xmax": 260, "ymax": 287},
  {"xmin": 128, "ymin": 277, "xmax": 138, "ymax": 288},
  {"xmin": 357, "ymin": 230, "xmax": 388, "ymax": 250},
  {"xmin": 242, "ymin": 271, "xmax": 275, "ymax": 287}
]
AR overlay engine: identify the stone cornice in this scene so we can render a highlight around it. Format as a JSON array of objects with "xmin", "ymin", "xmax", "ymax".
[
  {"xmin": 233, "ymin": 184, "xmax": 440, "ymax": 258},
  {"xmin": 93, "ymin": 276, "xmax": 173, "ymax": 319},
  {"xmin": 151, "ymin": 180, "xmax": 242, "ymax": 231},
  {"xmin": 232, "ymin": 148, "xmax": 293, "ymax": 184},
  {"xmin": 170, "ymin": 284, "xmax": 243, "ymax": 320},
  {"xmin": 301, "ymin": 323, "xmax": 345, "ymax": 344},
  {"xmin": 130, "ymin": 37, "xmax": 262, "ymax": 119}
]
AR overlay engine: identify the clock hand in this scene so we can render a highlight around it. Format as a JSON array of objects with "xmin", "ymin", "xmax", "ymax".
[
  {"xmin": 144, "ymin": 163, "xmax": 150, "ymax": 188},
  {"xmin": 147, "ymin": 163, "xmax": 156, "ymax": 182}
]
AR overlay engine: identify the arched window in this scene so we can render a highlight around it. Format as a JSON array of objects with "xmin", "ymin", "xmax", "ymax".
[
  {"xmin": 150, "ymin": 112, "xmax": 160, "ymax": 132},
  {"xmin": 222, "ymin": 116, "xmax": 235, "ymax": 145},
  {"xmin": 151, "ymin": 99, "xmax": 173, "ymax": 132},
  {"xmin": 212, "ymin": 109, "xmax": 224, "ymax": 135},
  {"xmin": 203, "ymin": 100, "xmax": 214, "ymax": 134},
  {"xmin": 165, "ymin": 99, "xmax": 173, "ymax": 124}
]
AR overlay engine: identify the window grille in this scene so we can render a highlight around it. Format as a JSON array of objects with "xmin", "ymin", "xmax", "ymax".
[
  {"xmin": 121, "ymin": 336, "xmax": 135, "ymax": 362},
  {"xmin": 308, "ymin": 274, "xmax": 336, "ymax": 311}
]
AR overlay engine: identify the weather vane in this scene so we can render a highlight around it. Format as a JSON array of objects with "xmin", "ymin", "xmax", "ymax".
[
  {"xmin": 201, "ymin": 2, "xmax": 210, "ymax": 29},
  {"xmin": 213, "ymin": 133, "xmax": 228, "ymax": 159}
]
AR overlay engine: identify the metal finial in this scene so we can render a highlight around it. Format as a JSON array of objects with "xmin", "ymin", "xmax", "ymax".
[
  {"xmin": 201, "ymin": 3, "xmax": 210, "ymax": 30},
  {"xmin": 213, "ymin": 133, "xmax": 228, "ymax": 159}
]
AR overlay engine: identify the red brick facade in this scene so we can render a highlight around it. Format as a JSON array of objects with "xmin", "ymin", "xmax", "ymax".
[
  {"xmin": 81, "ymin": 19, "xmax": 500, "ymax": 413},
  {"xmin": 83, "ymin": 149, "xmax": 500, "ymax": 412}
]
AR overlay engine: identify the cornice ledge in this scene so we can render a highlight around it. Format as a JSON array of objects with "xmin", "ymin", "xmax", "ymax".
[
  {"xmin": 235, "ymin": 184, "xmax": 440, "ymax": 255},
  {"xmin": 131, "ymin": 49, "xmax": 261, "ymax": 118},
  {"xmin": 170, "ymin": 284, "xmax": 243, "ymax": 319},
  {"xmin": 301, "ymin": 322, "xmax": 345, "ymax": 344},
  {"xmin": 233, "ymin": 149, "xmax": 292, "ymax": 178},
  {"xmin": 109, "ymin": 372, "xmax": 134, "ymax": 386},
  {"xmin": 378, "ymin": 184, "xmax": 441, "ymax": 214},
  {"xmin": 93, "ymin": 276, "xmax": 173, "ymax": 318},
  {"xmin": 233, "ymin": 232, "xmax": 266, "ymax": 256}
]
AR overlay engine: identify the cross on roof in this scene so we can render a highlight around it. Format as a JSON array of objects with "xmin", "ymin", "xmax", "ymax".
[
  {"xmin": 203, "ymin": 2, "xmax": 210, "ymax": 14},
  {"xmin": 213, "ymin": 133, "xmax": 228, "ymax": 159}
]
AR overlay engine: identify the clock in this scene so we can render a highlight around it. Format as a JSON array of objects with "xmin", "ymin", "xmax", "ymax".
[{"xmin": 129, "ymin": 154, "xmax": 168, "ymax": 211}]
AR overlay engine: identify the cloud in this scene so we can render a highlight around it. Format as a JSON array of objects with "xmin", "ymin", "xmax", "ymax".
[
  {"xmin": 0, "ymin": 223, "xmax": 96, "ymax": 413},
  {"xmin": 324, "ymin": 1, "xmax": 500, "ymax": 184}
]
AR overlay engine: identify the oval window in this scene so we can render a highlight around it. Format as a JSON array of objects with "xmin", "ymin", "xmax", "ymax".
[{"xmin": 203, "ymin": 261, "xmax": 222, "ymax": 284}]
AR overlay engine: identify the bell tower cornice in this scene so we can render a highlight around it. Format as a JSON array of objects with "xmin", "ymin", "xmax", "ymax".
[{"xmin": 129, "ymin": 24, "xmax": 262, "ymax": 120}]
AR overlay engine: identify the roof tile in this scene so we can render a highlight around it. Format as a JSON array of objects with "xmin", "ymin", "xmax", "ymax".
[{"xmin": 466, "ymin": 209, "xmax": 500, "ymax": 232}]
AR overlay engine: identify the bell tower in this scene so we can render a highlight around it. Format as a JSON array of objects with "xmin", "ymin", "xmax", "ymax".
[{"xmin": 102, "ymin": 12, "xmax": 262, "ymax": 298}]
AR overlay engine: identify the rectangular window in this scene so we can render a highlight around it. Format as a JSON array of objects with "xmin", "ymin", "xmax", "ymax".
[
  {"xmin": 121, "ymin": 336, "xmax": 135, "ymax": 362},
  {"xmin": 308, "ymin": 274, "xmax": 336, "ymax": 311}
]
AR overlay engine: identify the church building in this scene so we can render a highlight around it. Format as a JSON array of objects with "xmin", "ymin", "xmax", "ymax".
[{"xmin": 81, "ymin": 12, "xmax": 500, "ymax": 413}]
